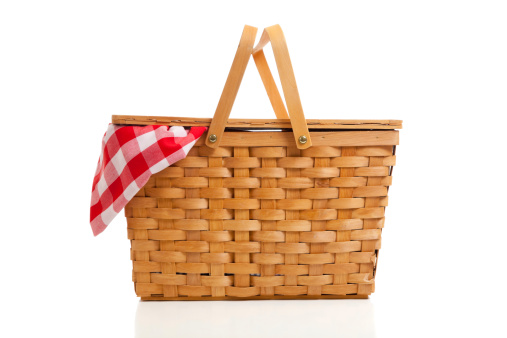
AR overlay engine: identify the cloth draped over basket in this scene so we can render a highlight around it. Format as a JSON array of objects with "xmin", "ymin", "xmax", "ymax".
[{"xmin": 90, "ymin": 124, "xmax": 207, "ymax": 236}]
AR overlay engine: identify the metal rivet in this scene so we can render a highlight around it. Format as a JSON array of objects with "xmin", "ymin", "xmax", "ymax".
[
  {"xmin": 298, "ymin": 135, "xmax": 307, "ymax": 144},
  {"xmin": 208, "ymin": 134, "xmax": 217, "ymax": 143}
]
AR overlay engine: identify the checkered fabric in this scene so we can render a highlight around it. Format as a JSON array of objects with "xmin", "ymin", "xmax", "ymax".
[{"xmin": 90, "ymin": 124, "xmax": 207, "ymax": 236}]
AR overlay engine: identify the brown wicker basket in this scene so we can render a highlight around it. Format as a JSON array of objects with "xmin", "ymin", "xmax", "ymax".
[{"xmin": 117, "ymin": 25, "xmax": 402, "ymax": 300}]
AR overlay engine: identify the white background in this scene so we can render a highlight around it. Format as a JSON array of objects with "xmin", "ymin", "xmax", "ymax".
[{"xmin": 1, "ymin": 1, "xmax": 506, "ymax": 337}]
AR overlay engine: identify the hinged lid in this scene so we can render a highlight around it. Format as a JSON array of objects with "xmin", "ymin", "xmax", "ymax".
[{"xmin": 112, "ymin": 115, "xmax": 402, "ymax": 130}]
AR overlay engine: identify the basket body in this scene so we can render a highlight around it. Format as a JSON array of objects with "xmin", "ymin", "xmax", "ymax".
[{"xmin": 125, "ymin": 128, "xmax": 399, "ymax": 300}]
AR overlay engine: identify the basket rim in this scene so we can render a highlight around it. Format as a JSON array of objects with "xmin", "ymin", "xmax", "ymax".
[{"xmin": 112, "ymin": 115, "xmax": 402, "ymax": 130}]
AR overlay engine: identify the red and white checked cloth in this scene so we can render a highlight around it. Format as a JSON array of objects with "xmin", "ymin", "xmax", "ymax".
[{"xmin": 90, "ymin": 124, "xmax": 207, "ymax": 236}]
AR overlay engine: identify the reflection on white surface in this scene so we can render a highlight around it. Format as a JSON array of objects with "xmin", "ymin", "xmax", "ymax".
[{"xmin": 136, "ymin": 299, "xmax": 375, "ymax": 338}]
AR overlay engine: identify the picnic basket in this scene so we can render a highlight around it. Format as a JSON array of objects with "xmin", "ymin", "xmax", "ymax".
[{"xmin": 115, "ymin": 25, "xmax": 402, "ymax": 300}]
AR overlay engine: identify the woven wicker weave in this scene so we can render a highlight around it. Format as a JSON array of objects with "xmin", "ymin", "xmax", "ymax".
[{"xmin": 119, "ymin": 25, "xmax": 402, "ymax": 300}]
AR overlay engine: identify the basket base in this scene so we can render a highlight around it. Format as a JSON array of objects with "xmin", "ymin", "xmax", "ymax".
[{"xmin": 141, "ymin": 294, "xmax": 368, "ymax": 301}]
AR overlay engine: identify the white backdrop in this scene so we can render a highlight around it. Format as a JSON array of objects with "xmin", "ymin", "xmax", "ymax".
[{"xmin": 1, "ymin": 1, "xmax": 506, "ymax": 337}]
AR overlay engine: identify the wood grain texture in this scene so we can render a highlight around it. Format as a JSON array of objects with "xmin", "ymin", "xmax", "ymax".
[
  {"xmin": 195, "ymin": 131, "xmax": 399, "ymax": 147},
  {"xmin": 112, "ymin": 115, "xmax": 402, "ymax": 129}
]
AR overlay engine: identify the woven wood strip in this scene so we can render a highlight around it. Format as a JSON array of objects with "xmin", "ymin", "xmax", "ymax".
[{"xmin": 126, "ymin": 131, "xmax": 398, "ymax": 300}]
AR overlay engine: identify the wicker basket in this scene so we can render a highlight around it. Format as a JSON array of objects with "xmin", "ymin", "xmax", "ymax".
[{"xmin": 117, "ymin": 25, "xmax": 402, "ymax": 300}]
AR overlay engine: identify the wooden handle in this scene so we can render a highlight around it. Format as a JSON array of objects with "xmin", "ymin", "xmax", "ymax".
[
  {"xmin": 206, "ymin": 25, "xmax": 311, "ymax": 149},
  {"xmin": 252, "ymin": 50, "xmax": 289, "ymax": 120},
  {"xmin": 252, "ymin": 25, "xmax": 311, "ymax": 149},
  {"xmin": 206, "ymin": 25, "xmax": 257, "ymax": 148}
]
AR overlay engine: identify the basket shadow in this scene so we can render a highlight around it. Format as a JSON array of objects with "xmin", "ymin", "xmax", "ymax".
[{"xmin": 135, "ymin": 298, "xmax": 375, "ymax": 338}]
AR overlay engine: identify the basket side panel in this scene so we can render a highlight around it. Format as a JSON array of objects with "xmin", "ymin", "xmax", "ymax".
[{"xmin": 126, "ymin": 131, "xmax": 398, "ymax": 299}]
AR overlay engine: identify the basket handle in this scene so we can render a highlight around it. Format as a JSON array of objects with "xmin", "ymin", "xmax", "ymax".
[
  {"xmin": 206, "ymin": 25, "xmax": 312, "ymax": 149},
  {"xmin": 253, "ymin": 25, "xmax": 312, "ymax": 149}
]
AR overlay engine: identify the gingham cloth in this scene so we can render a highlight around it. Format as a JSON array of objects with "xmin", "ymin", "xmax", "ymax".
[{"xmin": 90, "ymin": 124, "xmax": 207, "ymax": 236}]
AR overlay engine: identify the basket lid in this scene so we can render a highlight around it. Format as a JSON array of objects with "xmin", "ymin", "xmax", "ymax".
[{"xmin": 112, "ymin": 115, "xmax": 402, "ymax": 130}]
